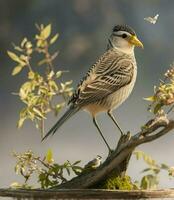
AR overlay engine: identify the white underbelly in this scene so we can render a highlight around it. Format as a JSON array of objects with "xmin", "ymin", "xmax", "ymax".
[
  {"xmin": 107, "ymin": 81, "xmax": 135, "ymax": 110},
  {"xmin": 104, "ymin": 66, "xmax": 137, "ymax": 110},
  {"xmin": 84, "ymin": 66, "xmax": 137, "ymax": 116},
  {"xmin": 83, "ymin": 80, "xmax": 136, "ymax": 116}
]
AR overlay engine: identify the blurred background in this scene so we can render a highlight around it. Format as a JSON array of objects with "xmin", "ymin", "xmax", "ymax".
[{"xmin": 1, "ymin": 0, "xmax": 174, "ymax": 188}]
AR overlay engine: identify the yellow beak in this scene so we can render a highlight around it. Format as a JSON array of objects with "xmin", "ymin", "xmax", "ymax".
[{"xmin": 129, "ymin": 35, "xmax": 144, "ymax": 48}]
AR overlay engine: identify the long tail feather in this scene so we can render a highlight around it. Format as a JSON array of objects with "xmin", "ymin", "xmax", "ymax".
[{"xmin": 42, "ymin": 106, "xmax": 79, "ymax": 141}]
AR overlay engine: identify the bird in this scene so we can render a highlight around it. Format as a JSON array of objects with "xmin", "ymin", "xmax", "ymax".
[
  {"xmin": 42, "ymin": 24, "xmax": 143, "ymax": 153},
  {"xmin": 84, "ymin": 155, "xmax": 102, "ymax": 170},
  {"xmin": 144, "ymin": 14, "xmax": 159, "ymax": 24}
]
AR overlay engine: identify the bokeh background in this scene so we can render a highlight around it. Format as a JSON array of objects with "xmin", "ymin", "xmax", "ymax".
[{"xmin": 1, "ymin": 0, "xmax": 174, "ymax": 188}]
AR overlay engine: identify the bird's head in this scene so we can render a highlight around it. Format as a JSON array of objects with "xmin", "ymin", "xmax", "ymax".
[
  {"xmin": 96, "ymin": 155, "xmax": 102, "ymax": 160},
  {"xmin": 108, "ymin": 25, "xmax": 143, "ymax": 53}
]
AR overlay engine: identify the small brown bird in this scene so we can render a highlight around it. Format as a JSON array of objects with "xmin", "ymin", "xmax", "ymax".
[{"xmin": 42, "ymin": 25, "xmax": 143, "ymax": 153}]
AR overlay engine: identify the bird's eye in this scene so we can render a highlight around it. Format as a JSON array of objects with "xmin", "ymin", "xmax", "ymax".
[{"xmin": 122, "ymin": 33, "xmax": 127, "ymax": 38}]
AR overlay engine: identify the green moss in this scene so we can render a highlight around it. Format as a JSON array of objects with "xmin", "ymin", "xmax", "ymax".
[{"xmin": 99, "ymin": 175, "xmax": 135, "ymax": 190}]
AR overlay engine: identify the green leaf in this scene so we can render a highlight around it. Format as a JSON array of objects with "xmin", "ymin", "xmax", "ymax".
[
  {"xmin": 140, "ymin": 176, "xmax": 149, "ymax": 189},
  {"xmin": 72, "ymin": 166, "xmax": 83, "ymax": 171},
  {"xmin": 36, "ymin": 39, "xmax": 42, "ymax": 48},
  {"xmin": 17, "ymin": 117, "xmax": 26, "ymax": 128},
  {"xmin": 21, "ymin": 37, "xmax": 28, "ymax": 47},
  {"xmin": 153, "ymin": 168, "xmax": 160, "ymax": 174},
  {"xmin": 56, "ymin": 71, "xmax": 62, "ymax": 78},
  {"xmin": 161, "ymin": 163, "xmax": 169, "ymax": 170},
  {"xmin": 72, "ymin": 166, "xmax": 83, "ymax": 175},
  {"xmin": 12, "ymin": 65, "xmax": 23, "ymax": 75},
  {"xmin": 141, "ymin": 175, "xmax": 159, "ymax": 189},
  {"xmin": 47, "ymin": 70, "xmax": 55, "ymax": 79},
  {"xmin": 65, "ymin": 80, "xmax": 73, "ymax": 86},
  {"xmin": 42, "ymin": 24, "xmax": 51, "ymax": 39},
  {"xmin": 19, "ymin": 82, "xmax": 32, "ymax": 99},
  {"xmin": 45, "ymin": 149, "xmax": 54, "ymax": 164},
  {"xmin": 134, "ymin": 151, "xmax": 143, "ymax": 160},
  {"xmin": 38, "ymin": 59, "xmax": 47, "ymax": 66},
  {"xmin": 73, "ymin": 160, "xmax": 81, "ymax": 165},
  {"xmin": 141, "ymin": 168, "xmax": 151, "ymax": 173},
  {"xmin": 7, "ymin": 51, "xmax": 25, "ymax": 65},
  {"xmin": 144, "ymin": 96, "xmax": 156, "ymax": 102},
  {"xmin": 14, "ymin": 165, "xmax": 20, "ymax": 174},
  {"xmin": 169, "ymin": 167, "xmax": 174, "ymax": 176},
  {"xmin": 14, "ymin": 46, "xmax": 23, "ymax": 52},
  {"xmin": 50, "ymin": 33, "xmax": 59, "ymax": 44},
  {"xmin": 49, "ymin": 80, "xmax": 58, "ymax": 91},
  {"xmin": 154, "ymin": 103, "xmax": 163, "ymax": 114},
  {"xmin": 10, "ymin": 182, "xmax": 21, "ymax": 189},
  {"xmin": 28, "ymin": 71, "xmax": 35, "ymax": 79},
  {"xmin": 55, "ymin": 103, "xmax": 65, "ymax": 116},
  {"xmin": 26, "ymin": 41, "xmax": 32, "ymax": 49},
  {"xmin": 143, "ymin": 154, "xmax": 155, "ymax": 166},
  {"xmin": 33, "ymin": 108, "xmax": 45, "ymax": 119}
]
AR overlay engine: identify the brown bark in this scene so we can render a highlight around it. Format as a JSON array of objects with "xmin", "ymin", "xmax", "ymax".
[{"xmin": 1, "ymin": 188, "xmax": 174, "ymax": 199}]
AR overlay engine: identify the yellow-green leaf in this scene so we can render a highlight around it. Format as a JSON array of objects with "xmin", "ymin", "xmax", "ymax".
[
  {"xmin": 10, "ymin": 182, "xmax": 21, "ymax": 188},
  {"xmin": 28, "ymin": 71, "xmax": 35, "ymax": 79},
  {"xmin": 12, "ymin": 65, "xmax": 23, "ymax": 75},
  {"xmin": 26, "ymin": 41, "xmax": 32, "ymax": 49},
  {"xmin": 38, "ymin": 59, "xmax": 47, "ymax": 66},
  {"xmin": 50, "ymin": 33, "xmax": 59, "ymax": 44},
  {"xmin": 65, "ymin": 80, "xmax": 73, "ymax": 86},
  {"xmin": 33, "ymin": 107, "xmax": 45, "ymax": 119},
  {"xmin": 144, "ymin": 96, "xmax": 156, "ymax": 102},
  {"xmin": 7, "ymin": 51, "xmax": 26, "ymax": 65},
  {"xmin": 47, "ymin": 70, "xmax": 55, "ymax": 79},
  {"xmin": 14, "ymin": 46, "xmax": 23, "ymax": 52},
  {"xmin": 60, "ymin": 83, "xmax": 65, "ymax": 90},
  {"xmin": 19, "ymin": 88, "xmax": 27, "ymax": 99},
  {"xmin": 55, "ymin": 103, "xmax": 65, "ymax": 115},
  {"xmin": 49, "ymin": 80, "xmax": 58, "ymax": 91},
  {"xmin": 134, "ymin": 151, "xmax": 143, "ymax": 160},
  {"xmin": 36, "ymin": 39, "xmax": 42, "ymax": 48},
  {"xmin": 21, "ymin": 37, "xmax": 28, "ymax": 47},
  {"xmin": 161, "ymin": 163, "xmax": 169, "ymax": 170},
  {"xmin": 45, "ymin": 149, "xmax": 54, "ymax": 164},
  {"xmin": 17, "ymin": 117, "xmax": 26, "ymax": 128},
  {"xmin": 20, "ymin": 82, "xmax": 33, "ymax": 98},
  {"xmin": 41, "ymin": 24, "xmax": 51, "ymax": 39},
  {"xmin": 8, "ymin": 51, "xmax": 20, "ymax": 62},
  {"xmin": 56, "ymin": 71, "xmax": 62, "ymax": 78},
  {"xmin": 154, "ymin": 103, "xmax": 163, "ymax": 114}
]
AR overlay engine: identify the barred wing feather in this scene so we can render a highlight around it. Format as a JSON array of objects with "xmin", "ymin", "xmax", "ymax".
[{"xmin": 69, "ymin": 49, "xmax": 134, "ymax": 107}]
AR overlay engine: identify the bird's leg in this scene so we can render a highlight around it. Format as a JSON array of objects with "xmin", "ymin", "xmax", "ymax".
[
  {"xmin": 107, "ymin": 111, "xmax": 124, "ymax": 136},
  {"xmin": 93, "ymin": 117, "xmax": 112, "ymax": 153}
]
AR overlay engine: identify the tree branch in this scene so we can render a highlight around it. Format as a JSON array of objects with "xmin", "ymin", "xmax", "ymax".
[{"xmin": 51, "ymin": 114, "xmax": 174, "ymax": 189}]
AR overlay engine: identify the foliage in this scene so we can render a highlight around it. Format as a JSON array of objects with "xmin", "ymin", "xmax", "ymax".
[
  {"xmin": 101, "ymin": 175, "xmax": 135, "ymax": 190},
  {"xmin": 8, "ymin": 24, "xmax": 73, "ymax": 136},
  {"xmin": 134, "ymin": 150, "xmax": 174, "ymax": 189},
  {"xmin": 145, "ymin": 63, "xmax": 174, "ymax": 114},
  {"xmin": 11, "ymin": 150, "xmax": 82, "ymax": 189}
]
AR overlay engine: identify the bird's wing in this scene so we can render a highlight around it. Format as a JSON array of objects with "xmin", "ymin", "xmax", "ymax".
[
  {"xmin": 69, "ymin": 49, "xmax": 134, "ymax": 107},
  {"xmin": 84, "ymin": 159, "xmax": 96, "ymax": 168}
]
